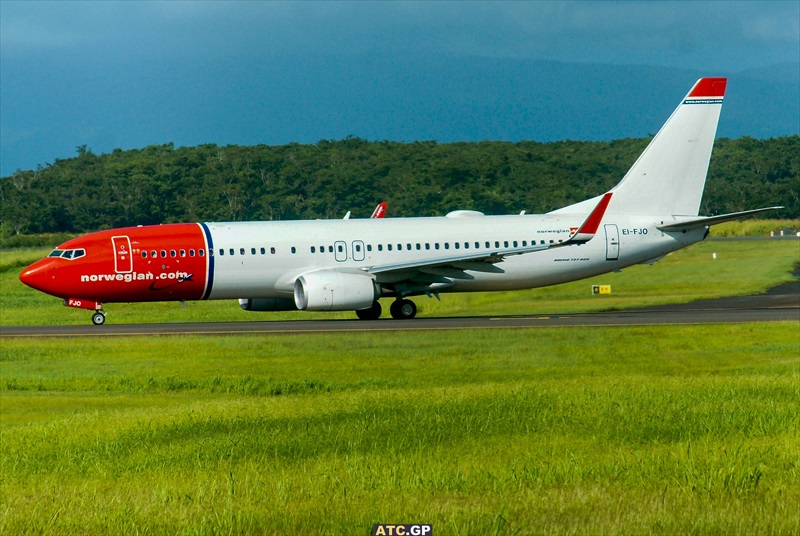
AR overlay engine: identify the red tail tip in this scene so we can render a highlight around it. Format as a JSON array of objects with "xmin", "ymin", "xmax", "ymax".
[{"xmin": 689, "ymin": 78, "xmax": 727, "ymax": 98}]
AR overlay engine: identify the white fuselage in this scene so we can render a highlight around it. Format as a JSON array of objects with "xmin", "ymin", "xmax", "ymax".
[{"xmin": 205, "ymin": 213, "xmax": 706, "ymax": 300}]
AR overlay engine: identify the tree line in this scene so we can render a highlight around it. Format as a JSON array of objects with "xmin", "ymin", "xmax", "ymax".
[{"xmin": 1, "ymin": 135, "xmax": 797, "ymax": 236}]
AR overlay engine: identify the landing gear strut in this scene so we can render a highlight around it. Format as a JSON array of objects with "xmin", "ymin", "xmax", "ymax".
[
  {"xmin": 356, "ymin": 301, "xmax": 382, "ymax": 320},
  {"xmin": 390, "ymin": 299, "xmax": 417, "ymax": 320},
  {"xmin": 91, "ymin": 311, "xmax": 106, "ymax": 325}
]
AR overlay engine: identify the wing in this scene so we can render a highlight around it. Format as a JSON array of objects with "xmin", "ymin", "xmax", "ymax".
[{"xmin": 364, "ymin": 193, "xmax": 613, "ymax": 290}]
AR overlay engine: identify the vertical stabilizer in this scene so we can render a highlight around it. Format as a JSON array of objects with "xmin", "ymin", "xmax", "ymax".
[{"xmin": 607, "ymin": 78, "xmax": 727, "ymax": 217}]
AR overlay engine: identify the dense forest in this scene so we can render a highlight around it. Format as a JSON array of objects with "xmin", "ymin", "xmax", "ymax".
[{"xmin": 1, "ymin": 136, "xmax": 797, "ymax": 236}]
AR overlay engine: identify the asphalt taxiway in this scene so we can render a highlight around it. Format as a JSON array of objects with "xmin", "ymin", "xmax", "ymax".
[{"xmin": 2, "ymin": 281, "xmax": 797, "ymax": 338}]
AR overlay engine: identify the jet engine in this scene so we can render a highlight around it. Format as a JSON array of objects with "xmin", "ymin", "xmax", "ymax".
[
  {"xmin": 238, "ymin": 297, "xmax": 298, "ymax": 311},
  {"xmin": 294, "ymin": 272, "xmax": 378, "ymax": 311}
]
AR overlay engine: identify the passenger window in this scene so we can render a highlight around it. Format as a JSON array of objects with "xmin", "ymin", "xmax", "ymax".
[
  {"xmin": 522, "ymin": 241, "xmax": 527, "ymax": 247},
  {"xmin": 406, "ymin": 244, "xmax": 411, "ymax": 250},
  {"xmin": 260, "ymin": 247, "xmax": 266, "ymax": 255},
  {"xmin": 239, "ymin": 248, "xmax": 245, "ymax": 255},
  {"xmin": 141, "ymin": 251, "xmax": 148, "ymax": 259},
  {"xmin": 444, "ymin": 243, "xmax": 450, "ymax": 250},
  {"xmin": 161, "ymin": 250, "xmax": 167, "ymax": 258},
  {"xmin": 151, "ymin": 250, "xmax": 157, "ymax": 258},
  {"xmin": 228, "ymin": 249, "xmax": 233, "ymax": 256},
  {"xmin": 416, "ymin": 244, "xmax": 421, "ymax": 250},
  {"xmin": 270, "ymin": 247, "xmax": 276, "ymax": 254},
  {"xmin": 189, "ymin": 250, "xmax": 195, "ymax": 257},
  {"xmin": 251, "ymin": 248, "xmax": 256, "ymax": 255},
  {"xmin": 291, "ymin": 247, "xmax": 297, "ymax": 254},
  {"xmin": 503, "ymin": 241, "xmax": 509, "ymax": 248},
  {"xmin": 378, "ymin": 245, "xmax": 383, "ymax": 251},
  {"xmin": 180, "ymin": 249, "xmax": 187, "ymax": 257},
  {"xmin": 311, "ymin": 246, "xmax": 316, "ymax": 253},
  {"xmin": 454, "ymin": 243, "xmax": 460, "ymax": 249},
  {"xmin": 388, "ymin": 244, "xmax": 393, "ymax": 251},
  {"xmin": 170, "ymin": 250, "xmax": 176, "ymax": 257},
  {"xmin": 475, "ymin": 242, "xmax": 480, "ymax": 249},
  {"xmin": 464, "ymin": 242, "xmax": 469, "ymax": 249},
  {"xmin": 219, "ymin": 249, "xmax": 224, "ymax": 256},
  {"xmin": 337, "ymin": 245, "xmax": 344, "ymax": 253},
  {"xmin": 425, "ymin": 243, "xmax": 430, "ymax": 250},
  {"xmin": 435, "ymin": 243, "xmax": 440, "ymax": 250},
  {"xmin": 513, "ymin": 241, "xmax": 518, "ymax": 247},
  {"xmin": 367, "ymin": 245, "xmax": 372, "ymax": 252},
  {"xmin": 485, "ymin": 242, "xmax": 490, "ymax": 248},
  {"xmin": 355, "ymin": 244, "xmax": 361, "ymax": 252},
  {"xmin": 494, "ymin": 241, "xmax": 500, "ymax": 248}
]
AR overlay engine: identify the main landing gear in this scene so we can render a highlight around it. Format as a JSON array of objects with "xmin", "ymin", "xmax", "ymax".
[
  {"xmin": 355, "ymin": 299, "xmax": 418, "ymax": 320},
  {"xmin": 91, "ymin": 311, "xmax": 107, "ymax": 325},
  {"xmin": 390, "ymin": 299, "xmax": 417, "ymax": 320}
]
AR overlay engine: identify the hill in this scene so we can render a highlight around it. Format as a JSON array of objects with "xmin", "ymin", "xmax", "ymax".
[{"xmin": 1, "ymin": 136, "xmax": 797, "ymax": 235}]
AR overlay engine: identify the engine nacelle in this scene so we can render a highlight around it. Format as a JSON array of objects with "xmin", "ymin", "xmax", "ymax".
[
  {"xmin": 238, "ymin": 297, "xmax": 298, "ymax": 312},
  {"xmin": 294, "ymin": 272, "xmax": 378, "ymax": 311}
]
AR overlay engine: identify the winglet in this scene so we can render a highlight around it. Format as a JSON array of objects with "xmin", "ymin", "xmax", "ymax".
[
  {"xmin": 569, "ymin": 192, "xmax": 612, "ymax": 242},
  {"xmin": 371, "ymin": 202, "xmax": 387, "ymax": 219}
]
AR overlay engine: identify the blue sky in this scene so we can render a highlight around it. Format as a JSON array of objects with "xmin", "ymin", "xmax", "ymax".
[{"xmin": 1, "ymin": 0, "xmax": 798, "ymax": 176}]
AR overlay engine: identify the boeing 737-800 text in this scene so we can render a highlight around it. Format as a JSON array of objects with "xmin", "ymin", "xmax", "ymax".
[{"xmin": 20, "ymin": 78, "xmax": 780, "ymax": 324}]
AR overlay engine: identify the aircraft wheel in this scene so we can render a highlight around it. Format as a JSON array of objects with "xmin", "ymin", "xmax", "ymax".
[
  {"xmin": 390, "ymin": 299, "xmax": 417, "ymax": 320},
  {"xmin": 356, "ymin": 302, "xmax": 382, "ymax": 320},
  {"xmin": 91, "ymin": 312, "xmax": 106, "ymax": 325}
]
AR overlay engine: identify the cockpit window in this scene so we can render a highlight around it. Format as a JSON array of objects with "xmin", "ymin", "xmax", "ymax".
[{"xmin": 47, "ymin": 248, "xmax": 86, "ymax": 260}]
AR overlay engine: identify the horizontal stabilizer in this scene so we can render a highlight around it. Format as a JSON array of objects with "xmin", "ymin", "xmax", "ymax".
[{"xmin": 657, "ymin": 207, "xmax": 784, "ymax": 232}]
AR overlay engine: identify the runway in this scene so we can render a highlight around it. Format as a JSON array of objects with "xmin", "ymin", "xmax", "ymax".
[{"xmin": 2, "ymin": 281, "xmax": 797, "ymax": 338}]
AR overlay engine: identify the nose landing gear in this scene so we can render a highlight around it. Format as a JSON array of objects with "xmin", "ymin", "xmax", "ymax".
[{"xmin": 64, "ymin": 298, "xmax": 106, "ymax": 325}]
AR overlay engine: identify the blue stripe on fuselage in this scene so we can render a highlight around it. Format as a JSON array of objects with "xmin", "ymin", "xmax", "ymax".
[{"xmin": 199, "ymin": 222, "xmax": 215, "ymax": 300}]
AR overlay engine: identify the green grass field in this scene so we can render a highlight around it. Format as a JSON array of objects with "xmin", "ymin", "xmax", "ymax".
[
  {"xmin": 1, "ymin": 232, "xmax": 799, "ymax": 534},
  {"xmin": 1, "ymin": 327, "xmax": 798, "ymax": 534}
]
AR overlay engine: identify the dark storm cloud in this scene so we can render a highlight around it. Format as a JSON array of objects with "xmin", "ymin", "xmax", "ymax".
[
  {"xmin": 3, "ymin": 1, "xmax": 797, "ymax": 67},
  {"xmin": 1, "ymin": 1, "xmax": 798, "ymax": 176}
]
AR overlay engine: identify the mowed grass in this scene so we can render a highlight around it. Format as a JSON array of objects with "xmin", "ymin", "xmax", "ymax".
[
  {"xmin": 1, "ymin": 326, "xmax": 799, "ymax": 535},
  {"xmin": 1, "ymin": 238, "xmax": 798, "ymax": 325}
]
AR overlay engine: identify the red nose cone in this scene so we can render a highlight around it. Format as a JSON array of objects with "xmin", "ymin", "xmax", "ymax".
[{"xmin": 20, "ymin": 259, "xmax": 64, "ymax": 298}]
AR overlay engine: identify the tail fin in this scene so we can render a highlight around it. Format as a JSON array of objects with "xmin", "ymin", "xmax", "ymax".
[{"xmin": 607, "ymin": 78, "xmax": 727, "ymax": 217}]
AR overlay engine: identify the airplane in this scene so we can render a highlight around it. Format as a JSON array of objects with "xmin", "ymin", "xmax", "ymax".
[{"xmin": 20, "ymin": 78, "xmax": 781, "ymax": 325}]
